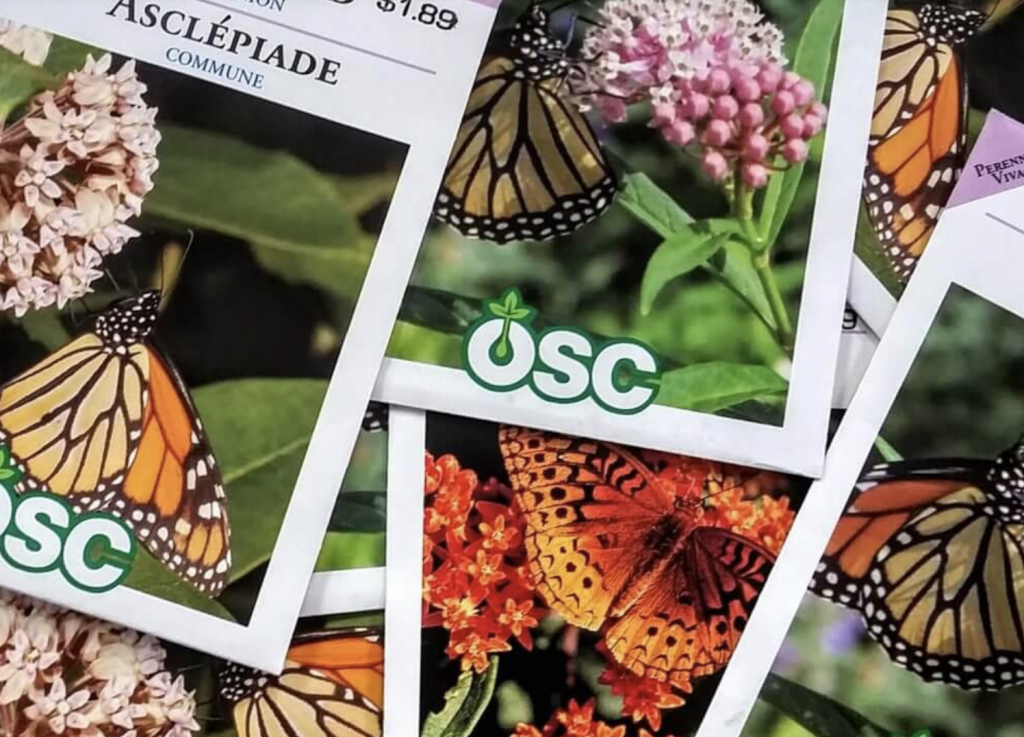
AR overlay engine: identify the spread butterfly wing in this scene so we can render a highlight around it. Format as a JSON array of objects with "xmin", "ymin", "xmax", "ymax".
[
  {"xmin": 118, "ymin": 343, "xmax": 231, "ymax": 595},
  {"xmin": 0, "ymin": 333, "xmax": 149, "ymax": 503},
  {"xmin": 811, "ymin": 459, "xmax": 988, "ymax": 609},
  {"xmin": 221, "ymin": 628, "xmax": 383, "ymax": 737},
  {"xmin": 858, "ymin": 485, "xmax": 1024, "ymax": 690},
  {"xmin": 499, "ymin": 426, "xmax": 672, "ymax": 629},
  {"xmin": 864, "ymin": 7, "xmax": 984, "ymax": 282},
  {"xmin": 603, "ymin": 527, "xmax": 774, "ymax": 688},
  {"xmin": 436, "ymin": 56, "xmax": 617, "ymax": 244}
]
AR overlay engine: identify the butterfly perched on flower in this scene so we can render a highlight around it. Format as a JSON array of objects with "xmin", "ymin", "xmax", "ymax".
[
  {"xmin": 219, "ymin": 627, "xmax": 384, "ymax": 737},
  {"xmin": 498, "ymin": 427, "xmax": 777, "ymax": 688},
  {"xmin": 811, "ymin": 439, "xmax": 1024, "ymax": 690},
  {"xmin": 0, "ymin": 290, "xmax": 231, "ymax": 595},
  {"xmin": 434, "ymin": 5, "xmax": 617, "ymax": 244}
]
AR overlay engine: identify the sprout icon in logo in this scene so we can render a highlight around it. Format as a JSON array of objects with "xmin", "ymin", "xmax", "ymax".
[{"xmin": 461, "ymin": 288, "xmax": 661, "ymax": 415}]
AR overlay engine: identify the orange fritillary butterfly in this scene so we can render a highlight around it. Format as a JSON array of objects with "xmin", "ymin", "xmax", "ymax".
[{"xmin": 498, "ymin": 426, "xmax": 775, "ymax": 689}]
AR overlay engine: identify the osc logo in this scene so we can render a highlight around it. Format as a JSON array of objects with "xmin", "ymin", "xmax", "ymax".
[
  {"xmin": 462, "ymin": 288, "xmax": 661, "ymax": 415},
  {"xmin": 0, "ymin": 447, "xmax": 135, "ymax": 593}
]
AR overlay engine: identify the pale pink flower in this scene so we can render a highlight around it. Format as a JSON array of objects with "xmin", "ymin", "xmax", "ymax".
[
  {"xmin": 571, "ymin": 0, "xmax": 827, "ymax": 190},
  {"xmin": 0, "ymin": 18, "xmax": 52, "ymax": 66},
  {"xmin": 0, "ymin": 46, "xmax": 159, "ymax": 315}
]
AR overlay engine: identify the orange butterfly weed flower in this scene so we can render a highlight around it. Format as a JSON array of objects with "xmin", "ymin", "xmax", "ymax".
[
  {"xmin": 598, "ymin": 660, "xmax": 688, "ymax": 732},
  {"xmin": 423, "ymin": 453, "xmax": 545, "ymax": 673},
  {"xmin": 513, "ymin": 699, "xmax": 629, "ymax": 737}
]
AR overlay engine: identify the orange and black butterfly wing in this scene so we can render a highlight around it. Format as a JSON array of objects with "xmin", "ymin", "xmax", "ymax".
[
  {"xmin": 117, "ymin": 341, "xmax": 231, "ymax": 595},
  {"xmin": 220, "ymin": 628, "xmax": 383, "ymax": 737},
  {"xmin": 602, "ymin": 527, "xmax": 774, "ymax": 688},
  {"xmin": 810, "ymin": 459, "xmax": 988, "ymax": 610},
  {"xmin": 858, "ymin": 484, "xmax": 1024, "ymax": 690},
  {"xmin": 864, "ymin": 6, "xmax": 985, "ymax": 281},
  {"xmin": 499, "ymin": 426, "xmax": 674, "ymax": 630}
]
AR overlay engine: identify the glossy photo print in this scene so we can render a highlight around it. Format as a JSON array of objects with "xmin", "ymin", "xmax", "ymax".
[
  {"xmin": 374, "ymin": 0, "xmax": 887, "ymax": 476},
  {"xmin": 383, "ymin": 409, "xmax": 819, "ymax": 737},
  {"xmin": 849, "ymin": 0, "xmax": 1024, "ymax": 334},
  {"xmin": 740, "ymin": 286, "xmax": 1024, "ymax": 737},
  {"xmin": 0, "ymin": 0, "xmax": 495, "ymax": 671},
  {"xmin": 696, "ymin": 195, "xmax": 1024, "ymax": 737}
]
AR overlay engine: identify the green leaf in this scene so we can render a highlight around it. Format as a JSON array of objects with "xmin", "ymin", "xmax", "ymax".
[
  {"xmin": 503, "ymin": 290, "xmax": 519, "ymax": 312},
  {"xmin": 617, "ymin": 172, "xmax": 695, "ymax": 239},
  {"xmin": 124, "ymin": 547, "xmax": 235, "ymax": 620},
  {"xmin": 763, "ymin": 0, "xmax": 844, "ymax": 249},
  {"xmin": 314, "ymin": 531, "xmax": 385, "ymax": 572},
  {"xmin": 41, "ymin": 37, "xmax": 101, "ymax": 77},
  {"xmin": 641, "ymin": 226, "xmax": 732, "ymax": 314},
  {"xmin": 657, "ymin": 362, "xmax": 788, "ymax": 413},
  {"xmin": 19, "ymin": 310, "xmax": 71, "ymax": 352},
  {"xmin": 193, "ymin": 379, "xmax": 329, "ymax": 582},
  {"xmin": 761, "ymin": 673, "xmax": 891, "ymax": 737},
  {"xmin": 423, "ymin": 657, "xmax": 500, "ymax": 737},
  {"xmin": 331, "ymin": 491, "xmax": 387, "ymax": 533},
  {"xmin": 509, "ymin": 308, "xmax": 531, "ymax": 320},
  {"xmin": 0, "ymin": 47, "xmax": 54, "ymax": 122},
  {"xmin": 147, "ymin": 126, "xmax": 376, "ymax": 298},
  {"xmin": 710, "ymin": 241, "xmax": 777, "ymax": 329}
]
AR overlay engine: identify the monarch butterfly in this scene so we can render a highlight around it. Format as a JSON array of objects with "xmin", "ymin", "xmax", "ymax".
[
  {"xmin": 0, "ymin": 291, "xmax": 231, "ymax": 595},
  {"xmin": 863, "ymin": 4, "xmax": 987, "ymax": 282},
  {"xmin": 811, "ymin": 439, "xmax": 1024, "ymax": 690},
  {"xmin": 362, "ymin": 402, "xmax": 388, "ymax": 434},
  {"xmin": 434, "ymin": 5, "xmax": 617, "ymax": 244},
  {"xmin": 219, "ymin": 627, "xmax": 384, "ymax": 737}
]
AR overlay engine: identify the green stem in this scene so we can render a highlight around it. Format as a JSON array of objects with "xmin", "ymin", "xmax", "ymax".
[
  {"xmin": 496, "ymin": 317, "xmax": 511, "ymax": 359},
  {"xmin": 733, "ymin": 177, "xmax": 794, "ymax": 354},
  {"xmin": 753, "ymin": 251, "xmax": 794, "ymax": 352}
]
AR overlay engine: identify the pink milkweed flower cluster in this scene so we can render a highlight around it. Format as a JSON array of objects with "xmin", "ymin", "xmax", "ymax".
[
  {"xmin": 0, "ymin": 45, "xmax": 159, "ymax": 316},
  {"xmin": 570, "ymin": 0, "xmax": 827, "ymax": 190}
]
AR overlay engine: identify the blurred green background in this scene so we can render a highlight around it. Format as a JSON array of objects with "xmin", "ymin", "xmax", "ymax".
[{"xmin": 745, "ymin": 287, "xmax": 1024, "ymax": 737}]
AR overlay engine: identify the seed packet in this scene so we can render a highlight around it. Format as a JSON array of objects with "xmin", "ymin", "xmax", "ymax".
[
  {"xmin": 847, "ymin": 1, "xmax": 1023, "ymax": 334},
  {"xmin": 0, "ymin": 0, "xmax": 494, "ymax": 670},
  {"xmin": 373, "ymin": 0, "xmax": 887, "ymax": 476},
  {"xmin": 699, "ymin": 134, "xmax": 1024, "ymax": 736},
  {"xmin": 382, "ymin": 408, "xmax": 819, "ymax": 736}
]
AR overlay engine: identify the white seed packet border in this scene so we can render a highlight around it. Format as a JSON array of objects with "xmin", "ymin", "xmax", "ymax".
[
  {"xmin": 373, "ymin": 0, "xmax": 888, "ymax": 479},
  {"xmin": 696, "ymin": 185, "xmax": 1024, "ymax": 737},
  {"xmin": 0, "ymin": 0, "xmax": 494, "ymax": 672}
]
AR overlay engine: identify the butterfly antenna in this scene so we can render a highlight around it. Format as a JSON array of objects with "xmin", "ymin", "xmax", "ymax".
[
  {"xmin": 158, "ymin": 231, "xmax": 194, "ymax": 311},
  {"xmin": 105, "ymin": 268, "xmax": 123, "ymax": 295}
]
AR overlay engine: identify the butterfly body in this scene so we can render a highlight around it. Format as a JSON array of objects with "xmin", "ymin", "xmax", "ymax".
[
  {"xmin": 435, "ymin": 6, "xmax": 617, "ymax": 243},
  {"xmin": 499, "ymin": 427, "xmax": 773, "ymax": 686},
  {"xmin": 865, "ymin": 4, "xmax": 986, "ymax": 281},
  {"xmin": 0, "ymin": 291, "xmax": 231, "ymax": 595},
  {"xmin": 813, "ymin": 441, "xmax": 1024, "ymax": 690},
  {"xmin": 220, "ymin": 628, "xmax": 384, "ymax": 737}
]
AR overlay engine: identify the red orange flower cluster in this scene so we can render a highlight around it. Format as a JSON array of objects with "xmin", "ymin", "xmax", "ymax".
[
  {"xmin": 512, "ymin": 699, "xmax": 681, "ymax": 737},
  {"xmin": 423, "ymin": 453, "xmax": 542, "ymax": 673},
  {"xmin": 422, "ymin": 445, "xmax": 798, "ymax": 733}
]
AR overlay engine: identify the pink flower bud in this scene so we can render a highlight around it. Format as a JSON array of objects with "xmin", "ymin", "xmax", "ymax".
[
  {"xmin": 781, "ymin": 71, "xmax": 801, "ymax": 90},
  {"xmin": 653, "ymin": 102, "xmax": 676, "ymax": 126},
  {"xmin": 598, "ymin": 97, "xmax": 628, "ymax": 123},
  {"xmin": 810, "ymin": 102, "xmax": 829, "ymax": 122},
  {"xmin": 734, "ymin": 77, "xmax": 762, "ymax": 103},
  {"xmin": 705, "ymin": 119, "xmax": 732, "ymax": 147},
  {"xmin": 756, "ymin": 62, "xmax": 783, "ymax": 93},
  {"xmin": 713, "ymin": 95, "xmax": 740, "ymax": 120},
  {"xmin": 771, "ymin": 90, "xmax": 796, "ymax": 116},
  {"xmin": 707, "ymin": 68, "xmax": 732, "ymax": 95},
  {"xmin": 663, "ymin": 120, "xmax": 696, "ymax": 146},
  {"xmin": 681, "ymin": 93, "xmax": 710, "ymax": 120},
  {"xmin": 738, "ymin": 102, "xmax": 765, "ymax": 129},
  {"xmin": 783, "ymin": 138, "xmax": 808, "ymax": 164},
  {"xmin": 742, "ymin": 163, "xmax": 769, "ymax": 189},
  {"xmin": 702, "ymin": 151, "xmax": 729, "ymax": 182},
  {"xmin": 791, "ymin": 80, "xmax": 815, "ymax": 107},
  {"xmin": 781, "ymin": 113, "xmax": 805, "ymax": 139},
  {"xmin": 803, "ymin": 114, "xmax": 824, "ymax": 138},
  {"xmin": 743, "ymin": 133, "xmax": 770, "ymax": 162}
]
